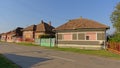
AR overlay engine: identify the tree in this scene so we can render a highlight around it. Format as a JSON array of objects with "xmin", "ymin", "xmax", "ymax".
[{"xmin": 111, "ymin": 2, "xmax": 120, "ymax": 33}]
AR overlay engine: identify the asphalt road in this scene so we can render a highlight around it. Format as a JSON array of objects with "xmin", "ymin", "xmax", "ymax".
[{"xmin": 0, "ymin": 42, "xmax": 120, "ymax": 68}]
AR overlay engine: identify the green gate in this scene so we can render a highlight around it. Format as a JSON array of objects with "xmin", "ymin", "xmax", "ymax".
[{"xmin": 40, "ymin": 38, "xmax": 55, "ymax": 47}]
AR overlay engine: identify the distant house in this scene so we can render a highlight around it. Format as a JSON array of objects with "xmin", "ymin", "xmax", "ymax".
[
  {"xmin": 0, "ymin": 33, "xmax": 7, "ymax": 42},
  {"xmin": 23, "ymin": 20, "xmax": 55, "ymax": 42},
  {"xmin": 6, "ymin": 27, "xmax": 23, "ymax": 42},
  {"xmin": 23, "ymin": 25, "xmax": 36, "ymax": 42},
  {"xmin": 6, "ymin": 31, "xmax": 14, "ymax": 42},
  {"xmin": 55, "ymin": 18, "xmax": 109, "ymax": 49},
  {"xmin": 35, "ymin": 20, "xmax": 55, "ymax": 39}
]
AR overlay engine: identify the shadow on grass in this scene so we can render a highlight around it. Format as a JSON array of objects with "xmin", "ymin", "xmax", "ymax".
[{"xmin": 4, "ymin": 54, "xmax": 52, "ymax": 68}]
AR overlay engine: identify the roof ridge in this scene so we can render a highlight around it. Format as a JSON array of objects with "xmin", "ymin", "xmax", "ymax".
[{"xmin": 71, "ymin": 18, "xmax": 109, "ymax": 27}]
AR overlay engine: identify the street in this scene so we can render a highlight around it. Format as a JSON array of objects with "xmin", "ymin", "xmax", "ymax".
[{"xmin": 0, "ymin": 42, "xmax": 120, "ymax": 68}]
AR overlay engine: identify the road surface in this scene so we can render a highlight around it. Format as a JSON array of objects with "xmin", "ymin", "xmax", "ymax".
[{"xmin": 0, "ymin": 42, "xmax": 120, "ymax": 68}]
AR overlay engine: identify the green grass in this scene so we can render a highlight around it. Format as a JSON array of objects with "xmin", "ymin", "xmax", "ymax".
[
  {"xmin": 0, "ymin": 54, "xmax": 19, "ymax": 68},
  {"xmin": 17, "ymin": 42, "xmax": 39, "ymax": 46},
  {"xmin": 46, "ymin": 47, "xmax": 120, "ymax": 60},
  {"xmin": 14, "ymin": 42, "xmax": 120, "ymax": 60}
]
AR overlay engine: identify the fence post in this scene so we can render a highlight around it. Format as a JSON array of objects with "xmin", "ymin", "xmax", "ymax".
[
  {"xmin": 40, "ymin": 38, "xmax": 41, "ymax": 46},
  {"xmin": 50, "ymin": 38, "xmax": 51, "ymax": 47}
]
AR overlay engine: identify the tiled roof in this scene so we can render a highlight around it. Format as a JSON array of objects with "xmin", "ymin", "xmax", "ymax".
[
  {"xmin": 23, "ymin": 25, "xmax": 36, "ymax": 31},
  {"xmin": 36, "ymin": 21, "xmax": 55, "ymax": 32},
  {"xmin": 6, "ymin": 30, "xmax": 15, "ymax": 35},
  {"xmin": 55, "ymin": 18, "xmax": 109, "ymax": 30},
  {"xmin": 23, "ymin": 20, "xmax": 54, "ymax": 33},
  {"xmin": 0, "ymin": 33, "xmax": 7, "ymax": 35}
]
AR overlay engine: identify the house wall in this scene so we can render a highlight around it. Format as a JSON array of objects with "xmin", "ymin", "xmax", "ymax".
[
  {"xmin": 6, "ymin": 34, "xmax": 14, "ymax": 42},
  {"xmin": 1, "ymin": 35, "xmax": 6, "ymax": 41},
  {"xmin": 56, "ymin": 29, "xmax": 106, "ymax": 49},
  {"xmin": 35, "ymin": 32, "xmax": 45, "ymax": 39},
  {"xmin": 23, "ymin": 31, "xmax": 34, "ymax": 41},
  {"xmin": 35, "ymin": 32, "xmax": 55, "ymax": 39}
]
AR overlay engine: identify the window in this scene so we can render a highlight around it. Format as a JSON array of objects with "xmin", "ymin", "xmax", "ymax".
[
  {"xmin": 78, "ymin": 33, "xmax": 85, "ymax": 40},
  {"xmin": 86, "ymin": 36, "xmax": 89, "ymax": 40},
  {"xmin": 97, "ymin": 33, "xmax": 105, "ymax": 40},
  {"xmin": 72, "ymin": 34, "xmax": 77, "ymax": 40},
  {"xmin": 58, "ymin": 34, "xmax": 62, "ymax": 40}
]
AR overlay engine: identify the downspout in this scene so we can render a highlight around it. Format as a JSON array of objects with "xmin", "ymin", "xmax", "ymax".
[
  {"xmin": 104, "ymin": 27, "xmax": 110, "ymax": 50},
  {"xmin": 104, "ymin": 30, "xmax": 106, "ymax": 49},
  {"xmin": 55, "ymin": 32, "xmax": 58, "ymax": 47}
]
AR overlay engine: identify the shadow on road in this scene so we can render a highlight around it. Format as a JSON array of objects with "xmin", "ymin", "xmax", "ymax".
[{"xmin": 3, "ymin": 53, "xmax": 52, "ymax": 68}]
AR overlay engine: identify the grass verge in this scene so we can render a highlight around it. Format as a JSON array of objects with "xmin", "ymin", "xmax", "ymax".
[
  {"xmin": 12, "ymin": 42, "xmax": 120, "ymax": 60},
  {"xmin": 0, "ymin": 54, "xmax": 19, "ymax": 68},
  {"xmin": 45, "ymin": 47, "xmax": 120, "ymax": 60},
  {"xmin": 17, "ymin": 42, "xmax": 39, "ymax": 46}
]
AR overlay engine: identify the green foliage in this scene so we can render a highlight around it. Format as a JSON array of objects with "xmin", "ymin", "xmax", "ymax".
[
  {"xmin": 39, "ymin": 34, "xmax": 55, "ymax": 38},
  {"xmin": 109, "ymin": 33, "xmax": 120, "ymax": 42},
  {"xmin": 0, "ymin": 54, "xmax": 19, "ymax": 68},
  {"xmin": 110, "ymin": 2, "xmax": 120, "ymax": 32},
  {"xmin": 17, "ymin": 42, "xmax": 39, "ymax": 46}
]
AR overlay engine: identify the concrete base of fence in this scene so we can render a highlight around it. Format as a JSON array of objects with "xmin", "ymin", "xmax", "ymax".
[{"xmin": 58, "ymin": 44, "xmax": 103, "ymax": 50}]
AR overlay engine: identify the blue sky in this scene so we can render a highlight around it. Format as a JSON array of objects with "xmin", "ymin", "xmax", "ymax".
[{"xmin": 0, "ymin": 0, "xmax": 119, "ymax": 34}]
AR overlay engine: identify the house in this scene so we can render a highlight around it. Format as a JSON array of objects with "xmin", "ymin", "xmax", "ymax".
[
  {"xmin": 23, "ymin": 20, "xmax": 55, "ymax": 42},
  {"xmin": 55, "ymin": 18, "xmax": 109, "ymax": 50},
  {"xmin": 6, "ymin": 27, "xmax": 23, "ymax": 42},
  {"xmin": 35, "ymin": 20, "xmax": 55, "ymax": 39},
  {"xmin": 6, "ymin": 31, "xmax": 14, "ymax": 42},
  {"xmin": 0, "ymin": 33, "xmax": 7, "ymax": 42},
  {"xmin": 23, "ymin": 25, "xmax": 36, "ymax": 42}
]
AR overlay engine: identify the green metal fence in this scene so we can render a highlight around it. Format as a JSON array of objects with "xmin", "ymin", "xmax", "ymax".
[{"xmin": 35, "ymin": 38, "xmax": 55, "ymax": 47}]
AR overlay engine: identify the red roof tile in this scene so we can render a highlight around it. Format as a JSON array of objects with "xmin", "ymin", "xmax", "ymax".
[
  {"xmin": 55, "ymin": 18, "xmax": 109, "ymax": 30},
  {"xmin": 23, "ymin": 25, "xmax": 36, "ymax": 31},
  {"xmin": 36, "ymin": 21, "xmax": 55, "ymax": 32}
]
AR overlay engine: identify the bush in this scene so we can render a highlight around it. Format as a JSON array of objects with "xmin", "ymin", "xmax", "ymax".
[
  {"xmin": 109, "ymin": 33, "xmax": 120, "ymax": 42},
  {"xmin": 39, "ymin": 34, "xmax": 55, "ymax": 38}
]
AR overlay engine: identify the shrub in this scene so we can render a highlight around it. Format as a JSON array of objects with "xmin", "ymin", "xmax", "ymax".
[
  {"xmin": 39, "ymin": 34, "xmax": 55, "ymax": 38},
  {"xmin": 109, "ymin": 33, "xmax": 120, "ymax": 42}
]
